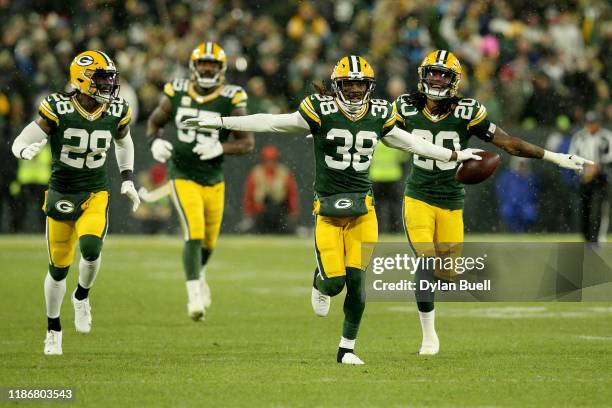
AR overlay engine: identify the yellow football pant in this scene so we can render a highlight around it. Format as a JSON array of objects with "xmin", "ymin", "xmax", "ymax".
[
  {"xmin": 403, "ymin": 196, "xmax": 463, "ymax": 279},
  {"xmin": 169, "ymin": 179, "xmax": 224, "ymax": 249},
  {"xmin": 314, "ymin": 196, "xmax": 378, "ymax": 278},
  {"xmin": 45, "ymin": 191, "xmax": 109, "ymax": 268}
]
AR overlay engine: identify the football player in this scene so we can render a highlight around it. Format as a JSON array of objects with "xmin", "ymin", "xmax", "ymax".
[
  {"xmin": 11, "ymin": 50, "xmax": 140, "ymax": 355},
  {"xmin": 183, "ymin": 55, "xmax": 482, "ymax": 364},
  {"xmin": 394, "ymin": 50, "xmax": 592, "ymax": 355},
  {"xmin": 146, "ymin": 42, "xmax": 254, "ymax": 320}
]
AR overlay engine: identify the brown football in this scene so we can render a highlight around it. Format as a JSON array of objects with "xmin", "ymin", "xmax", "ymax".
[{"xmin": 455, "ymin": 151, "xmax": 501, "ymax": 184}]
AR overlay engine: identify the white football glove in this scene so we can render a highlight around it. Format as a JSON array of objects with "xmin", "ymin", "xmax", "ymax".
[
  {"xmin": 456, "ymin": 148, "xmax": 484, "ymax": 162},
  {"xmin": 19, "ymin": 139, "xmax": 47, "ymax": 160},
  {"xmin": 192, "ymin": 138, "xmax": 224, "ymax": 161},
  {"xmin": 121, "ymin": 180, "xmax": 140, "ymax": 212},
  {"xmin": 182, "ymin": 117, "xmax": 223, "ymax": 130},
  {"xmin": 151, "ymin": 138, "xmax": 173, "ymax": 163},
  {"xmin": 543, "ymin": 151, "xmax": 594, "ymax": 171}
]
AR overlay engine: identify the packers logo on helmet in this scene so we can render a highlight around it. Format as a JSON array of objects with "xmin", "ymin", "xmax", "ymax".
[
  {"xmin": 418, "ymin": 50, "xmax": 462, "ymax": 100},
  {"xmin": 331, "ymin": 55, "xmax": 375, "ymax": 113},
  {"xmin": 190, "ymin": 42, "xmax": 227, "ymax": 89},
  {"xmin": 69, "ymin": 50, "xmax": 119, "ymax": 104}
]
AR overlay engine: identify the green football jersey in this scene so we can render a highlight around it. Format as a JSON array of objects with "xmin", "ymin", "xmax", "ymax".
[
  {"xmin": 298, "ymin": 94, "xmax": 397, "ymax": 196},
  {"xmin": 394, "ymin": 95, "xmax": 496, "ymax": 209},
  {"xmin": 38, "ymin": 93, "xmax": 132, "ymax": 193},
  {"xmin": 163, "ymin": 79, "xmax": 247, "ymax": 186}
]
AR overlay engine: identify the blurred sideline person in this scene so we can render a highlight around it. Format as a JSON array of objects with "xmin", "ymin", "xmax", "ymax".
[
  {"xmin": 495, "ymin": 157, "xmax": 539, "ymax": 232},
  {"xmin": 369, "ymin": 143, "xmax": 405, "ymax": 233},
  {"xmin": 147, "ymin": 42, "xmax": 254, "ymax": 321},
  {"xmin": 569, "ymin": 111, "xmax": 612, "ymax": 243},
  {"xmin": 11, "ymin": 50, "xmax": 139, "ymax": 355},
  {"xmin": 394, "ymin": 50, "xmax": 592, "ymax": 355},
  {"xmin": 134, "ymin": 164, "xmax": 172, "ymax": 234},
  {"xmin": 11, "ymin": 142, "xmax": 51, "ymax": 232},
  {"xmin": 0, "ymin": 91, "xmax": 19, "ymax": 232},
  {"xmin": 543, "ymin": 116, "xmax": 578, "ymax": 232},
  {"xmin": 242, "ymin": 145, "xmax": 299, "ymax": 234},
  {"xmin": 184, "ymin": 55, "xmax": 483, "ymax": 364}
]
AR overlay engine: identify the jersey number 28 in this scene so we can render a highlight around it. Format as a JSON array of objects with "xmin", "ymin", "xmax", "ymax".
[{"xmin": 60, "ymin": 128, "xmax": 111, "ymax": 169}]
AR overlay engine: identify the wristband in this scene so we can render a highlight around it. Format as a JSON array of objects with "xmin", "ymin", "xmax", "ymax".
[{"xmin": 120, "ymin": 170, "xmax": 134, "ymax": 182}]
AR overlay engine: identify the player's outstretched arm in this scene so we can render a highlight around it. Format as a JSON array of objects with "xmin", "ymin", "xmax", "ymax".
[
  {"xmin": 147, "ymin": 95, "xmax": 174, "ymax": 163},
  {"xmin": 183, "ymin": 111, "xmax": 311, "ymax": 134},
  {"xmin": 491, "ymin": 126, "xmax": 593, "ymax": 171},
  {"xmin": 215, "ymin": 106, "xmax": 254, "ymax": 155},
  {"xmin": 383, "ymin": 125, "xmax": 482, "ymax": 163},
  {"xmin": 11, "ymin": 118, "xmax": 52, "ymax": 160},
  {"xmin": 115, "ymin": 125, "xmax": 140, "ymax": 212}
]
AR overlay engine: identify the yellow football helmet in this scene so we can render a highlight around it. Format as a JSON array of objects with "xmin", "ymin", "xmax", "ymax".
[
  {"xmin": 190, "ymin": 42, "xmax": 227, "ymax": 89},
  {"xmin": 418, "ymin": 50, "xmax": 462, "ymax": 100},
  {"xmin": 331, "ymin": 55, "xmax": 375, "ymax": 113},
  {"xmin": 69, "ymin": 50, "xmax": 119, "ymax": 104}
]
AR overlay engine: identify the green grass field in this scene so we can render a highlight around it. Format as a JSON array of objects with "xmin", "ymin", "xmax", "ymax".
[{"xmin": 1, "ymin": 235, "xmax": 611, "ymax": 407}]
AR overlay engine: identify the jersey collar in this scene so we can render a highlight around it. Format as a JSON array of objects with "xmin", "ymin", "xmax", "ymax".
[
  {"xmin": 71, "ymin": 96, "xmax": 106, "ymax": 121},
  {"xmin": 336, "ymin": 98, "xmax": 369, "ymax": 122},
  {"xmin": 187, "ymin": 82, "xmax": 222, "ymax": 104},
  {"xmin": 422, "ymin": 106, "xmax": 450, "ymax": 123}
]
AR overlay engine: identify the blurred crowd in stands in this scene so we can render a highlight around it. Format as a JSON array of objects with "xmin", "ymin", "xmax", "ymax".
[
  {"xmin": 1, "ymin": 0, "xmax": 610, "ymax": 124},
  {"xmin": 0, "ymin": 0, "xmax": 611, "ymax": 234}
]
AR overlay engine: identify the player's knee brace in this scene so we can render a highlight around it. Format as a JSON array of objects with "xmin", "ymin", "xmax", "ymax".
[
  {"xmin": 316, "ymin": 275, "xmax": 345, "ymax": 297},
  {"xmin": 48, "ymin": 264, "xmax": 69, "ymax": 281},
  {"xmin": 79, "ymin": 235, "xmax": 103, "ymax": 261}
]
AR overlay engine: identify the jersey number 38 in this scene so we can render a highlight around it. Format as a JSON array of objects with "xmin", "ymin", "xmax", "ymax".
[{"xmin": 324, "ymin": 128, "xmax": 377, "ymax": 171}]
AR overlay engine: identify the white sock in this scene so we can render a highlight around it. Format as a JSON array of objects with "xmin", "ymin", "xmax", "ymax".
[
  {"xmin": 78, "ymin": 256, "xmax": 101, "ymax": 289},
  {"xmin": 186, "ymin": 280, "xmax": 201, "ymax": 302},
  {"xmin": 44, "ymin": 272, "xmax": 66, "ymax": 319},
  {"xmin": 339, "ymin": 336, "xmax": 356, "ymax": 350},
  {"xmin": 419, "ymin": 310, "xmax": 437, "ymax": 342}
]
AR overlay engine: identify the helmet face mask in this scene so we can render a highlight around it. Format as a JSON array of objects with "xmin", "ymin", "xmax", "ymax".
[
  {"xmin": 190, "ymin": 42, "xmax": 227, "ymax": 90},
  {"xmin": 89, "ymin": 69, "xmax": 119, "ymax": 103},
  {"xmin": 418, "ymin": 50, "xmax": 462, "ymax": 100},
  {"xmin": 332, "ymin": 78, "xmax": 375, "ymax": 113},
  {"xmin": 331, "ymin": 55, "xmax": 376, "ymax": 114}
]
